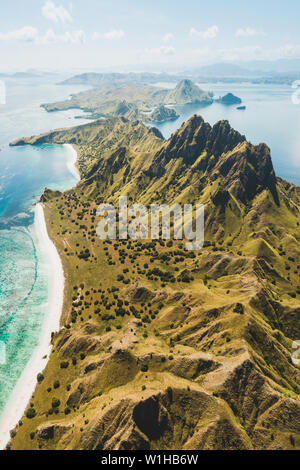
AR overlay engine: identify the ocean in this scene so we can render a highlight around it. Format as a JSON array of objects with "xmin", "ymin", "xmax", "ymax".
[
  {"xmin": 0, "ymin": 77, "xmax": 89, "ymax": 420},
  {"xmin": 0, "ymin": 77, "xmax": 300, "ymax": 423}
]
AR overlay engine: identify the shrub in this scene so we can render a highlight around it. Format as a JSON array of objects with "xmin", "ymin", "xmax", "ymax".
[
  {"xmin": 141, "ymin": 364, "xmax": 148, "ymax": 372},
  {"xmin": 52, "ymin": 398, "xmax": 60, "ymax": 409},
  {"xmin": 60, "ymin": 361, "xmax": 69, "ymax": 369},
  {"xmin": 37, "ymin": 373, "xmax": 44, "ymax": 384},
  {"xmin": 233, "ymin": 303, "xmax": 244, "ymax": 314},
  {"xmin": 26, "ymin": 408, "xmax": 36, "ymax": 419}
]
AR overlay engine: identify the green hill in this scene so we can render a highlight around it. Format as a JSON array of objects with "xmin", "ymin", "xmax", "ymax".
[
  {"xmin": 144, "ymin": 105, "xmax": 179, "ymax": 123},
  {"xmin": 165, "ymin": 80, "xmax": 213, "ymax": 105},
  {"xmin": 41, "ymin": 80, "xmax": 212, "ymax": 121},
  {"xmin": 217, "ymin": 93, "xmax": 242, "ymax": 105}
]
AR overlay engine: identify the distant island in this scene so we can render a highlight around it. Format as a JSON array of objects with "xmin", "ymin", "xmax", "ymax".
[
  {"xmin": 57, "ymin": 62, "xmax": 300, "ymax": 87},
  {"xmin": 216, "ymin": 93, "xmax": 242, "ymax": 105},
  {"xmin": 143, "ymin": 105, "xmax": 179, "ymax": 123},
  {"xmin": 41, "ymin": 79, "xmax": 213, "ymax": 123},
  {"xmin": 165, "ymin": 79, "xmax": 213, "ymax": 106}
]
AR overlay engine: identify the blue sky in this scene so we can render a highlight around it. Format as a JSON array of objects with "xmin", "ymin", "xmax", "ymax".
[{"xmin": 1, "ymin": 0, "xmax": 300, "ymax": 71}]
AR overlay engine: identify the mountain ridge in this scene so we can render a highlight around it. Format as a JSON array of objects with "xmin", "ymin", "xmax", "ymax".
[
  {"xmin": 8, "ymin": 115, "xmax": 300, "ymax": 451},
  {"xmin": 40, "ymin": 80, "xmax": 212, "ymax": 121}
]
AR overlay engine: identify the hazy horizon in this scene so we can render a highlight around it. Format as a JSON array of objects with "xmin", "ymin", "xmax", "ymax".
[{"xmin": 1, "ymin": 0, "xmax": 300, "ymax": 72}]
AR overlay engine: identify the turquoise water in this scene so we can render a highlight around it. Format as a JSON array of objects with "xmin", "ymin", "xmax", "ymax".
[
  {"xmin": 151, "ymin": 82, "xmax": 300, "ymax": 186},
  {"xmin": 0, "ymin": 79, "xmax": 89, "ymax": 418}
]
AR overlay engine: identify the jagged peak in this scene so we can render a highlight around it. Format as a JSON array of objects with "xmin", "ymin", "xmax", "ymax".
[
  {"xmin": 152, "ymin": 114, "xmax": 246, "ymax": 168},
  {"xmin": 147, "ymin": 114, "xmax": 279, "ymax": 205},
  {"xmin": 211, "ymin": 139, "xmax": 279, "ymax": 204}
]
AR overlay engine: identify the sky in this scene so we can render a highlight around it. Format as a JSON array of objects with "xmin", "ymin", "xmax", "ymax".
[{"xmin": 1, "ymin": 0, "xmax": 300, "ymax": 72}]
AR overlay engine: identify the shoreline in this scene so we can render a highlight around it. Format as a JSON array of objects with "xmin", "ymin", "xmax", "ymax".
[
  {"xmin": 0, "ymin": 204, "xmax": 65, "ymax": 450},
  {"xmin": 64, "ymin": 143, "xmax": 80, "ymax": 181}
]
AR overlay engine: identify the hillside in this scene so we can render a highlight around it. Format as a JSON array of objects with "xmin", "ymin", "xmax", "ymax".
[
  {"xmin": 8, "ymin": 116, "xmax": 300, "ymax": 450},
  {"xmin": 41, "ymin": 80, "xmax": 212, "ymax": 121},
  {"xmin": 144, "ymin": 105, "xmax": 179, "ymax": 123},
  {"xmin": 41, "ymin": 84, "xmax": 169, "ymax": 118},
  {"xmin": 165, "ymin": 80, "xmax": 213, "ymax": 105}
]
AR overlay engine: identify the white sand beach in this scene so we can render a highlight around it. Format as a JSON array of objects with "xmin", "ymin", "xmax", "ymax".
[
  {"xmin": 0, "ymin": 204, "xmax": 64, "ymax": 449},
  {"xmin": 65, "ymin": 143, "xmax": 80, "ymax": 181}
]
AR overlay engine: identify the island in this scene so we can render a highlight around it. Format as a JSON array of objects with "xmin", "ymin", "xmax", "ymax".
[
  {"xmin": 165, "ymin": 79, "xmax": 213, "ymax": 106},
  {"xmin": 216, "ymin": 92, "xmax": 242, "ymax": 105},
  {"xmin": 41, "ymin": 80, "xmax": 212, "ymax": 122},
  {"xmin": 143, "ymin": 105, "xmax": 179, "ymax": 123}
]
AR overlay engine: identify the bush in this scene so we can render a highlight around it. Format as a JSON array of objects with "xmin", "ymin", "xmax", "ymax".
[
  {"xmin": 60, "ymin": 361, "xmax": 69, "ymax": 369},
  {"xmin": 37, "ymin": 373, "xmax": 44, "ymax": 383},
  {"xmin": 140, "ymin": 364, "xmax": 148, "ymax": 372},
  {"xmin": 52, "ymin": 398, "xmax": 60, "ymax": 409},
  {"xmin": 26, "ymin": 408, "xmax": 36, "ymax": 419},
  {"xmin": 64, "ymin": 407, "xmax": 71, "ymax": 415},
  {"xmin": 53, "ymin": 380, "xmax": 60, "ymax": 389},
  {"xmin": 233, "ymin": 303, "xmax": 244, "ymax": 314}
]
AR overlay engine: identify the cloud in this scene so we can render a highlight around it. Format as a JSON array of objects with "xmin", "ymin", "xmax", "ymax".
[
  {"xmin": 0, "ymin": 26, "xmax": 40, "ymax": 43},
  {"xmin": 0, "ymin": 26, "xmax": 39, "ymax": 42},
  {"xmin": 162, "ymin": 33, "xmax": 174, "ymax": 43},
  {"xmin": 0, "ymin": 26, "xmax": 85, "ymax": 44},
  {"xmin": 190, "ymin": 45, "xmax": 266, "ymax": 63},
  {"xmin": 142, "ymin": 45, "xmax": 175, "ymax": 57},
  {"xmin": 235, "ymin": 27, "xmax": 266, "ymax": 37},
  {"xmin": 93, "ymin": 29, "xmax": 125, "ymax": 40},
  {"xmin": 41, "ymin": 29, "xmax": 85, "ymax": 44},
  {"xmin": 190, "ymin": 25, "xmax": 219, "ymax": 39},
  {"xmin": 278, "ymin": 44, "xmax": 300, "ymax": 58},
  {"xmin": 42, "ymin": 1, "xmax": 72, "ymax": 24},
  {"xmin": 160, "ymin": 45, "xmax": 175, "ymax": 55}
]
